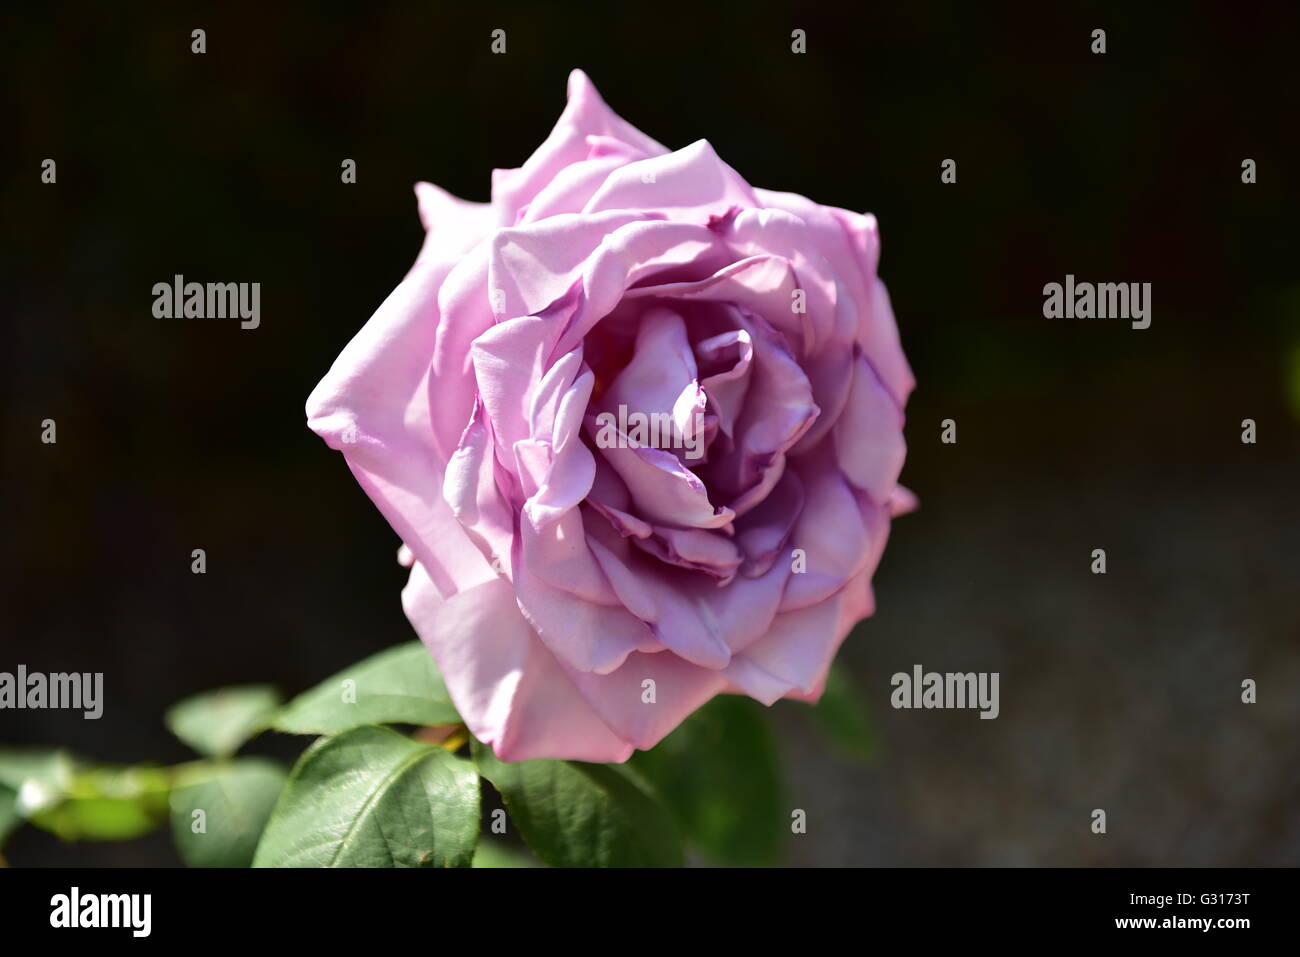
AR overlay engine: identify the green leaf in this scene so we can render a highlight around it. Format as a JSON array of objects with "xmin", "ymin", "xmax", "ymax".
[
  {"xmin": 272, "ymin": 643, "xmax": 459, "ymax": 736},
  {"xmin": 0, "ymin": 784, "xmax": 20, "ymax": 846},
  {"xmin": 166, "ymin": 685, "xmax": 282, "ymax": 758},
  {"xmin": 253, "ymin": 725, "xmax": 479, "ymax": 867},
  {"xmin": 0, "ymin": 749, "xmax": 280, "ymax": 853},
  {"xmin": 0, "ymin": 748, "xmax": 75, "ymax": 800},
  {"xmin": 0, "ymin": 748, "xmax": 170, "ymax": 842},
  {"xmin": 811, "ymin": 663, "xmax": 879, "ymax": 763},
  {"xmin": 473, "ymin": 740, "xmax": 685, "ymax": 867},
  {"xmin": 471, "ymin": 837, "xmax": 539, "ymax": 868},
  {"xmin": 631, "ymin": 695, "xmax": 784, "ymax": 866},
  {"xmin": 27, "ymin": 765, "xmax": 171, "ymax": 842},
  {"xmin": 0, "ymin": 748, "xmax": 66, "ymax": 853},
  {"xmin": 170, "ymin": 758, "xmax": 288, "ymax": 867}
]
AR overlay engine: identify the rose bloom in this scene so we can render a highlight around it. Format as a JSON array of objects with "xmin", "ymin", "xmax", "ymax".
[{"xmin": 307, "ymin": 71, "xmax": 914, "ymax": 762}]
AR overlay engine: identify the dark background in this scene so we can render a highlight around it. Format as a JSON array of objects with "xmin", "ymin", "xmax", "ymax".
[{"xmin": 2, "ymin": 1, "xmax": 1297, "ymax": 865}]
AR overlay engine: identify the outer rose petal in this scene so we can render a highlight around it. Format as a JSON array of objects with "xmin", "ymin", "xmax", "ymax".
[
  {"xmin": 583, "ymin": 139, "xmax": 760, "ymax": 220},
  {"xmin": 780, "ymin": 453, "xmax": 891, "ymax": 613},
  {"xmin": 724, "ymin": 567, "xmax": 875, "ymax": 704},
  {"xmin": 890, "ymin": 484, "xmax": 920, "ymax": 516},
  {"xmin": 724, "ymin": 207, "xmax": 838, "ymax": 351},
  {"xmin": 492, "ymin": 69, "xmax": 667, "ymax": 225},
  {"xmin": 563, "ymin": 650, "xmax": 729, "ymax": 751},
  {"xmin": 488, "ymin": 210, "xmax": 653, "ymax": 321},
  {"xmin": 755, "ymin": 187, "xmax": 915, "ymax": 406},
  {"xmin": 306, "ymin": 194, "xmax": 494, "ymax": 595},
  {"xmin": 414, "ymin": 182, "xmax": 495, "ymax": 264},
  {"xmin": 427, "ymin": 250, "xmax": 495, "ymax": 463},
  {"xmin": 520, "ymin": 145, "xmax": 653, "ymax": 223},
  {"xmin": 403, "ymin": 565, "xmax": 633, "ymax": 762},
  {"xmin": 833, "ymin": 351, "xmax": 907, "ymax": 506}
]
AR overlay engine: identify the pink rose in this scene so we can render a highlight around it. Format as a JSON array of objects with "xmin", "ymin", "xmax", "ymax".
[{"xmin": 307, "ymin": 71, "xmax": 914, "ymax": 762}]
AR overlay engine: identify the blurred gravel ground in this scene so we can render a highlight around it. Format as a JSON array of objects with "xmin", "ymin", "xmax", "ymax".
[{"xmin": 779, "ymin": 380, "xmax": 1299, "ymax": 867}]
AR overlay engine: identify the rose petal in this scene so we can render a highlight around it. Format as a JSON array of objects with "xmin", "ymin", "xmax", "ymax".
[
  {"xmin": 725, "ymin": 568, "xmax": 874, "ymax": 702},
  {"xmin": 443, "ymin": 400, "xmax": 517, "ymax": 580},
  {"xmin": 429, "ymin": 249, "xmax": 495, "ymax": 463},
  {"xmin": 586, "ymin": 524, "xmax": 790, "ymax": 667},
  {"xmin": 605, "ymin": 306, "xmax": 697, "ymax": 413},
  {"xmin": 700, "ymin": 310, "xmax": 818, "ymax": 515},
  {"xmin": 779, "ymin": 450, "xmax": 876, "ymax": 612},
  {"xmin": 890, "ymin": 484, "xmax": 920, "ymax": 516},
  {"xmin": 492, "ymin": 69, "xmax": 667, "ymax": 226},
  {"xmin": 306, "ymin": 224, "xmax": 497, "ymax": 596},
  {"xmin": 488, "ymin": 209, "xmax": 654, "ymax": 322},
  {"xmin": 593, "ymin": 432, "xmax": 735, "ymax": 531},
  {"xmin": 583, "ymin": 139, "xmax": 760, "ymax": 221},
  {"xmin": 725, "ymin": 207, "xmax": 838, "ymax": 352},
  {"xmin": 693, "ymin": 331, "xmax": 752, "ymax": 453},
  {"xmin": 563, "ymin": 650, "xmax": 728, "ymax": 750},
  {"xmin": 403, "ymin": 566, "xmax": 633, "ymax": 763},
  {"xmin": 632, "ymin": 525, "xmax": 742, "ymax": 582},
  {"xmin": 414, "ymin": 182, "xmax": 495, "ymax": 265},
  {"xmin": 519, "ymin": 142, "xmax": 652, "ymax": 223},
  {"xmin": 734, "ymin": 468, "xmax": 805, "ymax": 578},
  {"xmin": 756, "ymin": 188, "xmax": 914, "ymax": 405},
  {"xmin": 556, "ymin": 218, "xmax": 731, "ymax": 354},
  {"xmin": 833, "ymin": 351, "xmax": 907, "ymax": 506},
  {"xmin": 513, "ymin": 513, "xmax": 658, "ymax": 674},
  {"xmin": 518, "ymin": 360, "xmax": 597, "ymax": 526}
]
